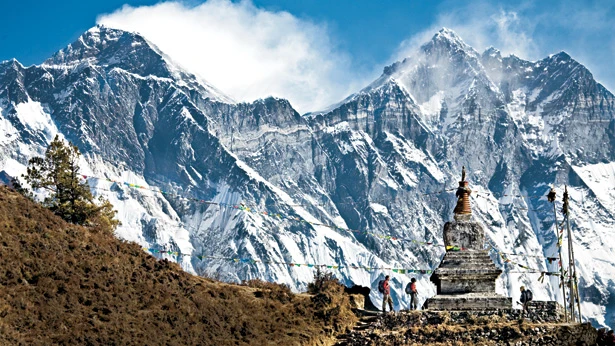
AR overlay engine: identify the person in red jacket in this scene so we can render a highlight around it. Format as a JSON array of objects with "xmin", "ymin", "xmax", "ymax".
[
  {"xmin": 382, "ymin": 275, "xmax": 394, "ymax": 313},
  {"xmin": 405, "ymin": 278, "xmax": 419, "ymax": 310}
]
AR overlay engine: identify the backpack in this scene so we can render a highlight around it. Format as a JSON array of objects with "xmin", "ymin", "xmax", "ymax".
[
  {"xmin": 378, "ymin": 280, "xmax": 385, "ymax": 294},
  {"xmin": 526, "ymin": 289, "xmax": 533, "ymax": 302},
  {"xmin": 405, "ymin": 282, "xmax": 412, "ymax": 294}
]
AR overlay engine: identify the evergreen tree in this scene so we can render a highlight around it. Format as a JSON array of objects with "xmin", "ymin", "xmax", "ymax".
[
  {"xmin": 23, "ymin": 135, "xmax": 120, "ymax": 232},
  {"xmin": 10, "ymin": 176, "xmax": 33, "ymax": 200}
]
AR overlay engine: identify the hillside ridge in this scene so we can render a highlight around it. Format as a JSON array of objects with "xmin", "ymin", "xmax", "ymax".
[{"xmin": 0, "ymin": 186, "xmax": 356, "ymax": 345}]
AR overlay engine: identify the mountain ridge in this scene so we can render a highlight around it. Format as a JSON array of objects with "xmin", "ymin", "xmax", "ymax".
[{"xmin": 0, "ymin": 186, "xmax": 357, "ymax": 345}]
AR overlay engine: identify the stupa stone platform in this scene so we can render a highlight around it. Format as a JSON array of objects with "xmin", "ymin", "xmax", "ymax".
[
  {"xmin": 427, "ymin": 250, "xmax": 512, "ymax": 310},
  {"xmin": 425, "ymin": 292, "xmax": 512, "ymax": 310},
  {"xmin": 425, "ymin": 167, "xmax": 512, "ymax": 311}
]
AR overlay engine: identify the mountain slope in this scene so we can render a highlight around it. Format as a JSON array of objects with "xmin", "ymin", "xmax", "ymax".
[
  {"xmin": 307, "ymin": 28, "xmax": 615, "ymax": 327},
  {"xmin": 0, "ymin": 186, "xmax": 356, "ymax": 345},
  {"xmin": 0, "ymin": 25, "xmax": 409, "ymax": 299}
]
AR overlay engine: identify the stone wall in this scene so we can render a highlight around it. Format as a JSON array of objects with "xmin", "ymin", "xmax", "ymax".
[
  {"xmin": 336, "ymin": 308, "xmax": 596, "ymax": 345},
  {"xmin": 379, "ymin": 306, "xmax": 563, "ymax": 328},
  {"xmin": 510, "ymin": 323, "xmax": 597, "ymax": 346},
  {"xmin": 523, "ymin": 301, "xmax": 565, "ymax": 322}
]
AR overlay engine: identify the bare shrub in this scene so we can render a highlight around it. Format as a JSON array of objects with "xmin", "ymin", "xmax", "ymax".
[
  {"xmin": 242, "ymin": 279, "xmax": 293, "ymax": 303},
  {"xmin": 307, "ymin": 267, "xmax": 340, "ymax": 294}
]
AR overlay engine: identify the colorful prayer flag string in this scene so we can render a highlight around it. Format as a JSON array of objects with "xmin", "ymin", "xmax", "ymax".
[
  {"xmin": 87, "ymin": 175, "xmax": 565, "ymax": 267},
  {"xmin": 143, "ymin": 248, "xmax": 433, "ymax": 273},
  {"xmin": 83, "ymin": 174, "xmax": 445, "ymax": 249}
]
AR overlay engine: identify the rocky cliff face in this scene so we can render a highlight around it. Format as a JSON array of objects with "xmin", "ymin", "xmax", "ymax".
[{"xmin": 0, "ymin": 25, "xmax": 614, "ymax": 328}]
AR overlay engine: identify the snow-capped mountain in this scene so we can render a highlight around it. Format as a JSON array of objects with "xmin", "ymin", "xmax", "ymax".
[{"xmin": 1, "ymin": 25, "xmax": 614, "ymax": 328}]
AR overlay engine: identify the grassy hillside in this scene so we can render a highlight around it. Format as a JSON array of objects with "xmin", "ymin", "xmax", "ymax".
[{"xmin": 0, "ymin": 187, "xmax": 356, "ymax": 345}]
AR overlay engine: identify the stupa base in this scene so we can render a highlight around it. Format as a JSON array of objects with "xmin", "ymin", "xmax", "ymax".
[{"xmin": 425, "ymin": 292, "xmax": 512, "ymax": 310}]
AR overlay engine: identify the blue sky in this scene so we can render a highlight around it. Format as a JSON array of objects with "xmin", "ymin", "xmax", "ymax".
[
  {"xmin": 3, "ymin": 0, "xmax": 438, "ymax": 67},
  {"xmin": 2, "ymin": 0, "xmax": 615, "ymax": 111}
]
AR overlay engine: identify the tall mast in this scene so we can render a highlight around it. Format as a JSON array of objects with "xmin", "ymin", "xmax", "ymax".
[
  {"xmin": 563, "ymin": 185, "xmax": 582, "ymax": 322},
  {"xmin": 548, "ymin": 187, "xmax": 567, "ymax": 322}
]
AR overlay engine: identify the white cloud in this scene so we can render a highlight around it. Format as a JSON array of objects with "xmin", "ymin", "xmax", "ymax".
[
  {"xmin": 395, "ymin": 2, "xmax": 539, "ymax": 62},
  {"xmin": 489, "ymin": 10, "xmax": 537, "ymax": 58},
  {"xmin": 392, "ymin": 0, "xmax": 615, "ymax": 93},
  {"xmin": 97, "ymin": 0, "xmax": 615, "ymax": 111},
  {"xmin": 97, "ymin": 0, "xmax": 367, "ymax": 113}
]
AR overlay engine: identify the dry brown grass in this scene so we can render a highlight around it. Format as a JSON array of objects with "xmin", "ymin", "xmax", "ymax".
[{"xmin": 0, "ymin": 187, "xmax": 356, "ymax": 345}]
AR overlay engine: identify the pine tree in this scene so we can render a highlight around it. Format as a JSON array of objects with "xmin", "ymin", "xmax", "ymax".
[
  {"xmin": 10, "ymin": 176, "xmax": 33, "ymax": 200},
  {"xmin": 23, "ymin": 135, "xmax": 120, "ymax": 232}
]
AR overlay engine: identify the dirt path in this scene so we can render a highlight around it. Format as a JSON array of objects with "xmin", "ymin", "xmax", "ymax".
[{"xmin": 334, "ymin": 309, "xmax": 380, "ymax": 345}]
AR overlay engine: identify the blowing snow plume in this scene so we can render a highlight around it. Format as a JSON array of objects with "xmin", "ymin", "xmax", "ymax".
[{"xmin": 97, "ymin": 0, "xmax": 368, "ymax": 113}]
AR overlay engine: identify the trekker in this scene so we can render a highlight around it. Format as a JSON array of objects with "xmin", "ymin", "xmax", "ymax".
[
  {"xmin": 405, "ymin": 278, "xmax": 419, "ymax": 310},
  {"xmin": 519, "ymin": 286, "xmax": 533, "ymax": 316},
  {"xmin": 379, "ymin": 275, "xmax": 394, "ymax": 313},
  {"xmin": 607, "ymin": 329, "xmax": 615, "ymax": 346},
  {"xmin": 598, "ymin": 328, "xmax": 607, "ymax": 345}
]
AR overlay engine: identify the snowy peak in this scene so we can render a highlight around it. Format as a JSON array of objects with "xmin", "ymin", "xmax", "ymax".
[
  {"xmin": 380, "ymin": 28, "xmax": 479, "ymax": 79},
  {"xmin": 483, "ymin": 46, "xmax": 502, "ymax": 58},
  {"xmin": 381, "ymin": 28, "xmax": 480, "ymax": 78},
  {"xmin": 434, "ymin": 27, "xmax": 463, "ymax": 41},
  {"xmin": 45, "ymin": 25, "xmax": 152, "ymax": 67},
  {"xmin": 353, "ymin": 28, "xmax": 497, "ymax": 122},
  {"xmin": 547, "ymin": 51, "xmax": 572, "ymax": 62},
  {"xmin": 44, "ymin": 25, "xmax": 174, "ymax": 80},
  {"xmin": 0, "ymin": 59, "xmax": 28, "ymax": 106},
  {"xmin": 481, "ymin": 47, "xmax": 502, "ymax": 66},
  {"xmin": 537, "ymin": 51, "xmax": 583, "ymax": 77},
  {"xmin": 421, "ymin": 27, "xmax": 480, "ymax": 60},
  {"xmin": 0, "ymin": 59, "xmax": 25, "ymax": 73},
  {"xmin": 428, "ymin": 28, "xmax": 471, "ymax": 49},
  {"xmin": 43, "ymin": 25, "xmax": 233, "ymax": 104}
]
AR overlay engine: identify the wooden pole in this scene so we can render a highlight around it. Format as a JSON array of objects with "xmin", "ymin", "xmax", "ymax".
[
  {"xmin": 548, "ymin": 187, "xmax": 567, "ymax": 322},
  {"xmin": 563, "ymin": 186, "xmax": 576, "ymax": 321},
  {"xmin": 563, "ymin": 185, "xmax": 582, "ymax": 323}
]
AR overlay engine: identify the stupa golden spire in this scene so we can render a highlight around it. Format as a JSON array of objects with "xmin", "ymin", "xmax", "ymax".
[{"xmin": 453, "ymin": 166, "xmax": 472, "ymax": 218}]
